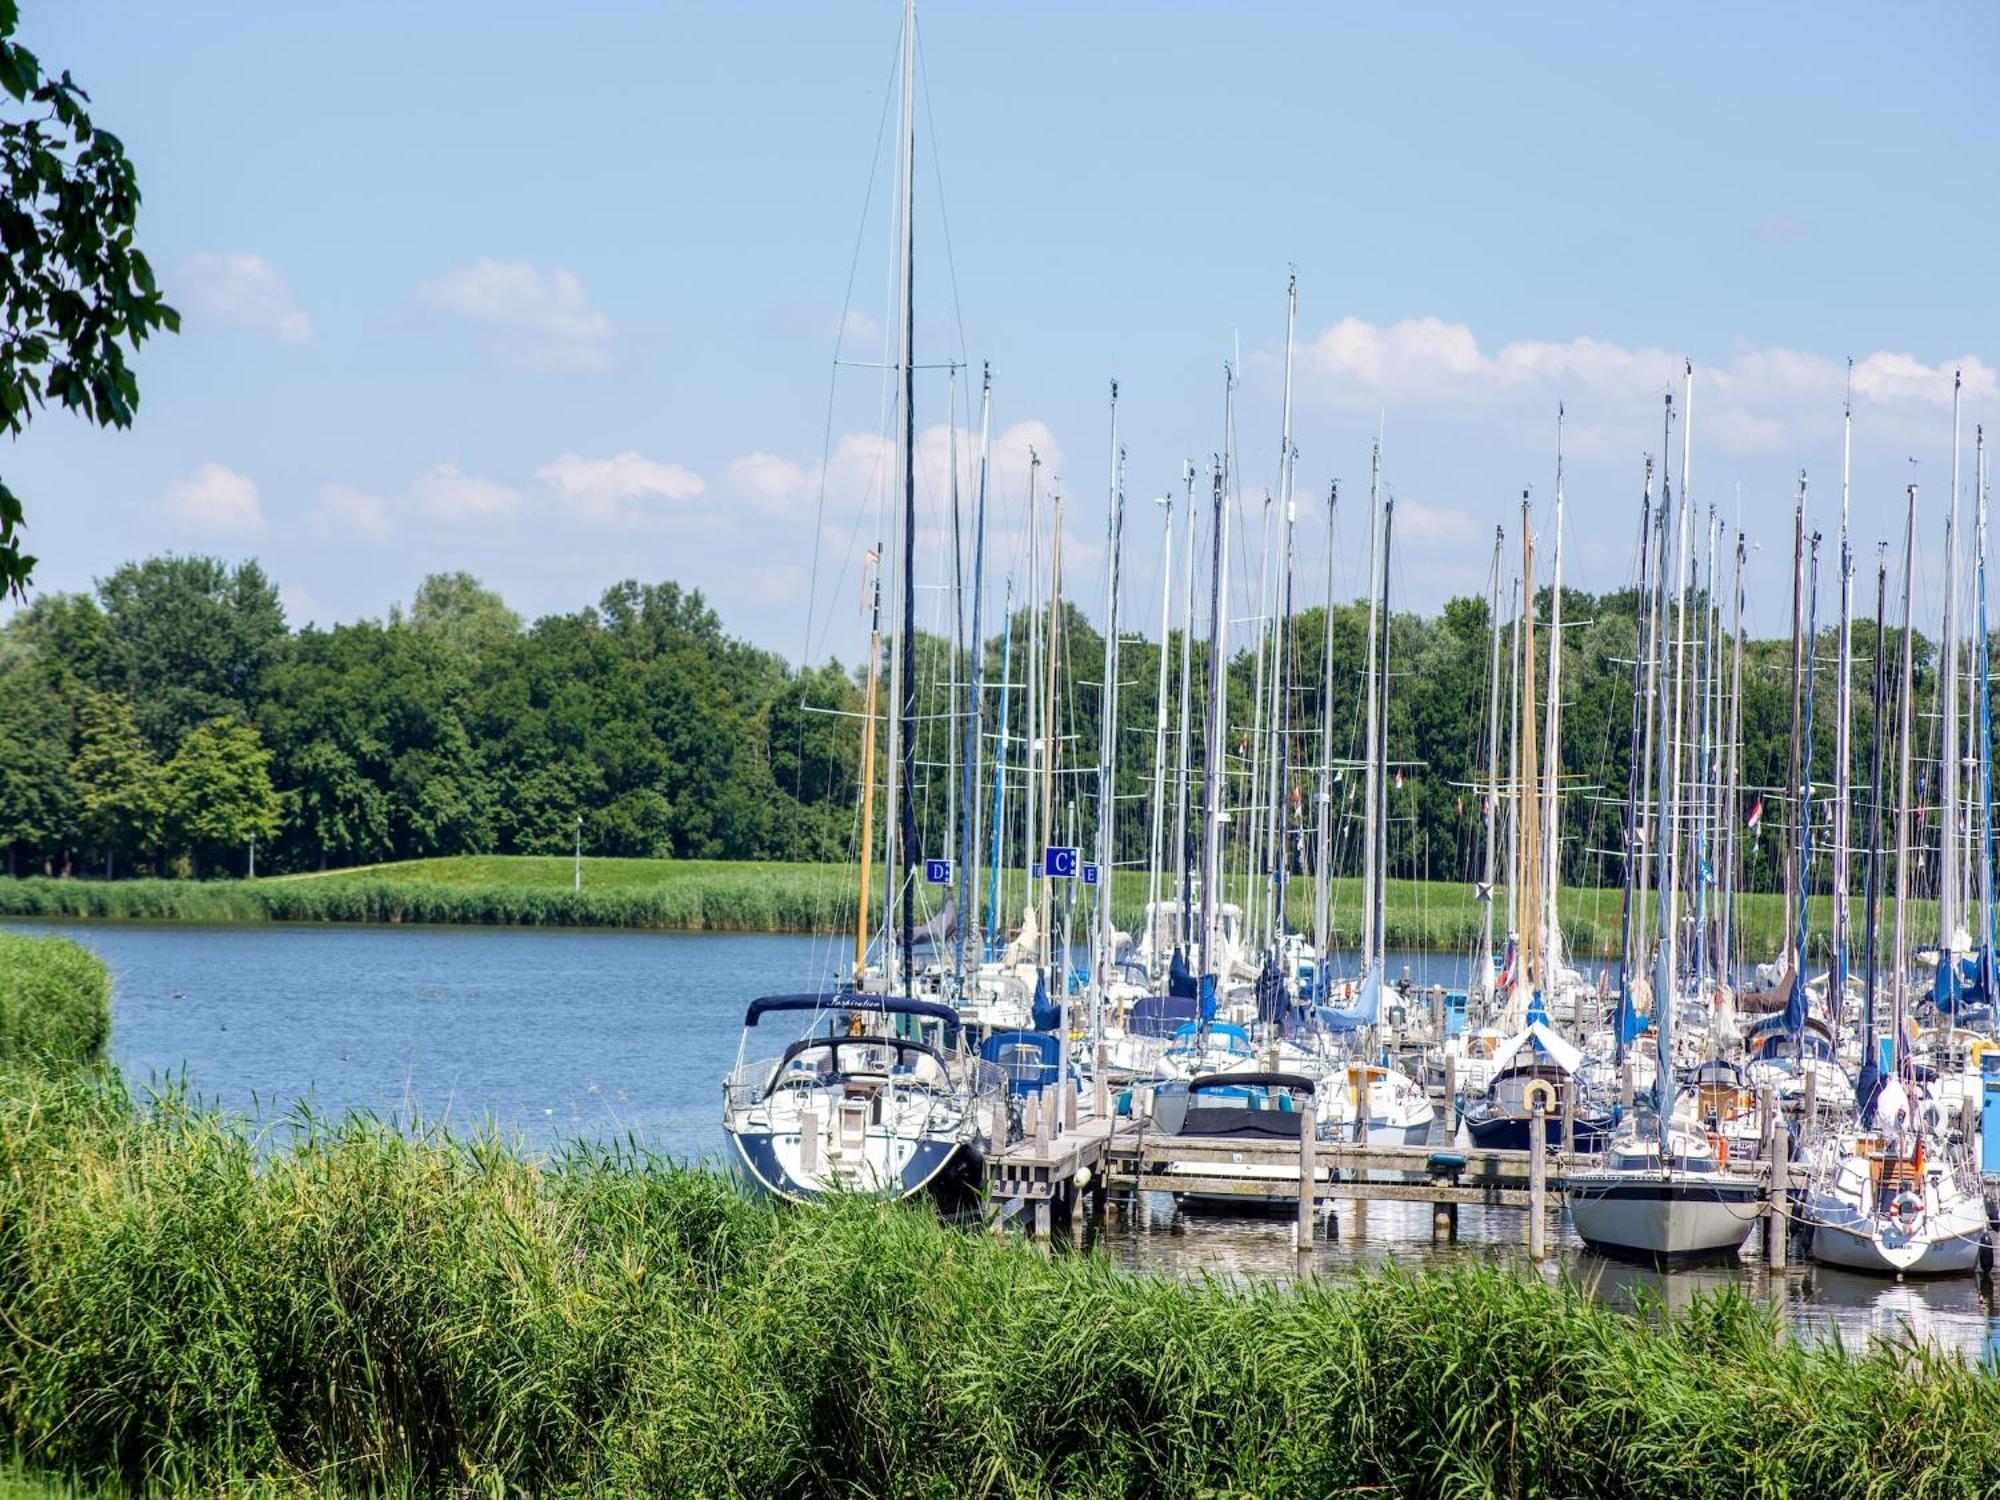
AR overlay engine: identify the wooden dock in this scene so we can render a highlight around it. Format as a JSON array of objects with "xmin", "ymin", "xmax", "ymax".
[{"xmin": 985, "ymin": 1096, "xmax": 1798, "ymax": 1263}]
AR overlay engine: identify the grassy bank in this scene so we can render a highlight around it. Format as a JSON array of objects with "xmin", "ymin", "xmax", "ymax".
[
  {"xmin": 0, "ymin": 933, "xmax": 110, "ymax": 1069},
  {"xmin": 0, "ymin": 857, "xmax": 1924, "ymax": 961},
  {"xmin": 2, "ymin": 939, "xmax": 1996, "ymax": 1496}
]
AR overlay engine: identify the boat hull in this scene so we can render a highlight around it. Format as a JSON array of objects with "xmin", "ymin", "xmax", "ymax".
[
  {"xmin": 1464, "ymin": 1112, "xmax": 1607, "ymax": 1154},
  {"xmin": 727, "ymin": 1126, "xmax": 981, "ymax": 1210},
  {"xmin": 1567, "ymin": 1175, "xmax": 1760, "ymax": 1261},
  {"xmin": 1809, "ymin": 1211, "xmax": 1987, "ymax": 1276}
]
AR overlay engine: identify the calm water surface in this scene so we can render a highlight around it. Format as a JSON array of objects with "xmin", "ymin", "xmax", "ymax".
[{"xmin": 11, "ymin": 919, "xmax": 1998, "ymax": 1361}]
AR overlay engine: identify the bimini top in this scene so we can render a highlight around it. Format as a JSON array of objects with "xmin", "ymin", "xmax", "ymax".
[
  {"xmin": 742, "ymin": 992, "xmax": 962, "ymax": 1030},
  {"xmin": 1188, "ymin": 1071, "xmax": 1316, "ymax": 1096}
]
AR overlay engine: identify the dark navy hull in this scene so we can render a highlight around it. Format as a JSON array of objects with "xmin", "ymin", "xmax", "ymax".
[
  {"xmin": 1463, "ymin": 1110, "xmax": 1609, "ymax": 1154},
  {"xmin": 728, "ymin": 1128, "xmax": 983, "ymax": 1212}
]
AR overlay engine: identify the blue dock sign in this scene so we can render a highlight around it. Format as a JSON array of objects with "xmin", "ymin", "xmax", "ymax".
[
  {"xmin": 1081, "ymin": 863, "xmax": 1100, "ymax": 886},
  {"xmin": 923, "ymin": 858, "xmax": 953, "ymax": 885},
  {"xmin": 1043, "ymin": 846, "xmax": 1079, "ymax": 880}
]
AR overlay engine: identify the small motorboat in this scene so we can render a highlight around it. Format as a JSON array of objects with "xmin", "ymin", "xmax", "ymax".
[{"xmin": 1148, "ymin": 1070, "xmax": 1322, "ymax": 1210}]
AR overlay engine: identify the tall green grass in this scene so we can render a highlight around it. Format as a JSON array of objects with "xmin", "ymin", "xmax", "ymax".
[
  {"xmin": 0, "ymin": 934, "xmax": 110, "ymax": 1068},
  {"xmin": 0, "ymin": 938, "xmax": 1996, "ymax": 1495},
  {"xmin": 0, "ymin": 1066, "xmax": 1993, "ymax": 1496},
  {"xmin": 0, "ymin": 859, "xmax": 1909, "ymax": 962}
]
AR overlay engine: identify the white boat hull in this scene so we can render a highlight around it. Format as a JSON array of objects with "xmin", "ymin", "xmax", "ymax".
[
  {"xmin": 1567, "ymin": 1174, "xmax": 1761, "ymax": 1260},
  {"xmin": 1808, "ymin": 1206, "xmax": 1988, "ymax": 1276}
]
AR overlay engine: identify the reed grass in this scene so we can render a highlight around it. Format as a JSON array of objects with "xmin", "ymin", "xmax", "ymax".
[
  {"xmin": 0, "ymin": 859, "xmax": 1922, "ymax": 964},
  {"xmin": 0, "ymin": 934, "xmax": 110, "ymax": 1068},
  {"xmin": 0, "ymin": 938, "xmax": 1995, "ymax": 1496}
]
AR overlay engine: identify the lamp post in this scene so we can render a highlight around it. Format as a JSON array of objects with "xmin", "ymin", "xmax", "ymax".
[{"xmin": 573, "ymin": 814, "xmax": 582, "ymax": 892}]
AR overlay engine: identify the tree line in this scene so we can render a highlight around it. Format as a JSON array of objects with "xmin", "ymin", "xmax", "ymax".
[{"xmin": 0, "ymin": 551, "xmax": 1957, "ymax": 894}]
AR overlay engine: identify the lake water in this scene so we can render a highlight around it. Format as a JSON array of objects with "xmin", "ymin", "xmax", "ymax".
[{"xmin": 10, "ymin": 918, "xmax": 1998, "ymax": 1361}]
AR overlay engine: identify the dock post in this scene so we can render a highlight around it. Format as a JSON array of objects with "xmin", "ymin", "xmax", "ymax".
[
  {"xmin": 1528, "ymin": 1102, "xmax": 1548, "ymax": 1261},
  {"xmin": 1444, "ymin": 1052, "xmax": 1459, "ymax": 1135},
  {"xmin": 1295, "ymin": 1098, "xmax": 1318, "ymax": 1264},
  {"xmin": 1560, "ymin": 1081, "xmax": 1577, "ymax": 1159},
  {"xmin": 1038, "ymin": 1083, "xmax": 1056, "ymax": 1147},
  {"xmin": 1033, "ymin": 1196, "xmax": 1052, "ymax": 1244},
  {"xmin": 1093, "ymin": 1041, "xmax": 1110, "ymax": 1123},
  {"xmin": 1766, "ymin": 1123, "xmax": 1790, "ymax": 1269}
]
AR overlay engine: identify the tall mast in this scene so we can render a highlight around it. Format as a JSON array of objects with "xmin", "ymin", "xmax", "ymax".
[
  {"xmin": 1539, "ymin": 408, "xmax": 1567, "ymax": 989},
  {"xmin": 855, "ymin": 551, "xmax": 884, "ymax": 984},
  {"xmin": 1690, "ymin": 505, "xmax": 1717, "ymax": 995},
  {"xmin": 1650, "ymin": 441, "xmax": 1683, "ymax": 1144},
  {"xmin": 1040, "ymin": 484, "xmax": 1064, "ymax": 979},
  {"xmin": 887, "ymin": 0, "xmax": 919, "ymax": 991},
  {"xmin": 1719, "ymin": 529, "xmax": 1746, "ymax": 989},
  {"xmin": 1641, "ymin": 398, "xmax": 1673, "ymax": 926},
  {"xmin": 1891, "ymin": 485, "xmax": 1919, "ymax": 1076},
  {"xmin": 1940, "ymin": 369, "xmax": 1965, "ymax": 980},
  {"xmin": 1976, "ymin": 426, "xmax": 1995, "ymax": 1004},
  {"xmin": 1244, "ymin": 490, "xmax": 1273, "ymax": 945},
  {"xmin": 1025, "ymin": 452, "xmax": 1044, "ymax": 923},
  {"xmin": 1146, "ymin": 488, "xmax": 1174, "ymax": 953},
  {"xmin": 1782, "ymin": 473, "xmax": 1807, "ymax": 967},
  {"xmin": 1615, "ymin": 467, "xmax": 1654, "ymax": 1056},
  {"xmin": 1173, "ymin": 461, "xmax": 1198, "ymax": 949},
  {"xmin": 1831, "ymin": 362, "xmax": 1855, "ymax": 1002},
  {"xmin": 1360, "ymin": 440, "xmax": 1383, "ymax": 967},
  {"xmin": 1518, "ymin": 495, "xmax": 1541, "ymax": 1000},
  {"xmin": 1313, "ymin": 482, "xmax": 1340, "ymax": 961},
  {"xmin": 956, "ymin": 365, "xmax": 992, "ymax": 985},
  {"xmin": 1788, "ymin": 535, "xmax": 1822, "ymax": 1041},
  {"xmin": 986, "ymin": 580, "xmax": 1014, "ymax": 951},
  {"xmin": 1478, "ymin": 524, "xmax": 1505, "ymax": 994},
  {"xmin": 1862, "ymin": 550, "xmax": 1888, "ymax": 1068},
  {"xmin": 1374, "ymin": 499, "xmax": 1396, "ymax": 976},
  {"xmin": 1095, "ymin": 382, "xmax": 1124, "ymax": 1015},
  {"xmin": 1267, "ymin": 272, "xmax": 1299, "ymax": 952},
  {"xmin": 1201, "ymin": 459, "xmax": 1231, "ymax": 978}
]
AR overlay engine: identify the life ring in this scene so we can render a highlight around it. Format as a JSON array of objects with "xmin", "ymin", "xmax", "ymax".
[{"xmin": 1522, "ymin": 1079, "xmax": 1558, "ymax": 1115}]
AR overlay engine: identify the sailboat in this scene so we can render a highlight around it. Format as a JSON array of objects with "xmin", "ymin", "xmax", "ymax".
[
  {"xmin": 721, "ymin": 0, "xmax": 993, "ymax": 1202},
  {"xmin": 1571, "ymin": 388, "xmax": 1761, "ymax": 1260}
]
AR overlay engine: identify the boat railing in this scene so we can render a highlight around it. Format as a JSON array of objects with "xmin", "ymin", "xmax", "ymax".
[{"xmin": 722, "ymin": 1058, "xmax": 781, "ymax": 1113}]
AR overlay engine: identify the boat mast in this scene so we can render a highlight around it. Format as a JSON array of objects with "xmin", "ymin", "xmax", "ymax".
[
  {"xmin": 1831, "ymin": 361, "xmax": 1855, "ymax": 1002},
  {"xmin": 1040, "ymin": 484, "xmax": 1064, "ymax": 980},
  {"xmin": 1095, "ymin": 382, "xmax": 1124, "ymax": 1019},
  {"xmin": 1201, "ymin": 458, "xmax": 1231, "ymax": 980},
  {"xmin": 1691, "ymin": 505, "xmax": 1717, "ymax": 996},
  {"xmin": 1374, "ymin": 499, "xmax": 1396, "ymax": 979},
  {"xmin": 1478, "ymin": 524, "xmax": 1505, "ymax": 995},
  {"xmin": 1518, "ymin": 495, "xmax": 1541, "ymax": 1001},
  {"xmin": 1024, "ymin": 452, "xmax": 1041, "ymax": 932},
  {"xmin": 1789, "ymin": 530, "xmax": 1823, "ymax": 1042},
  {"xmin": 888, "ymin": 0, "xmax": 919, "ymax": 992},
  {"xmin": 1891, "ymin": 485, "xmax": 1919, "ymax": 1078},
  {"xmin": 987, "ymin": 579, "xmax": 1014, "ymax": 951},
  {"xmin": 1782, "ymin": 474, "xmax": 1807, "ymax": 971},
  {"xmin": 1266, "ymin": 273, "xmax": 1298, "ymax": 952},
  {"xmin": 1360, "ymin": 440, "xmax": 1383, "ymax": 969},
  {"xmin": 1976, "ymin": 425, "xmax": 1995, "ymax": 1005},
  {"xmin": 855, "ymin": 550, "xmax": 884, "ymax": 984},
  {"xmin": 1940, "ymin": 369, "xmax": 1964, "ymax": 986},
  {"xmin": 956, "ymin": 366, "xmax": 992, "ymax": 985},
  {"xmin": 1244, "ymin": 489, "xmax": 1273, "ymax": 947},
  {"xmin": 1146, "ymin": 487, "xmax": 1174, "ymax": 957},
  {"xmin": 1615, "ymin": 466, "xmax": 1654, "ymax": 1058},
  {"xmin": 1314, "ymin": 481, "xmax": 1340, "ymax": 962},
  {"xmin": 1539, "ymin": 409, "xmax": 1567, "ymax": 990},
  {"xmin": 1174, "ymin": 461, "xmax": 1198, "ymax": 951},
  {"xmin": 1862, "ymin": 549, "xmax": 1888, "ymax": 1073},
  {"xmin": 1651, "ymin": 423, "xmax": 1686, "ymax": 1149},
  {"xmin": 1718, "ymin": 529, "xmax": 1746, "ymax": 990}
]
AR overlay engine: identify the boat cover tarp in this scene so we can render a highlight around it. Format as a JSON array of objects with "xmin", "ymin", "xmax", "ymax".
[
  {"xmin": 1168, "ymin": 947, "xmax": 1197, "ymax": 999},
  {"xmin": 1490, "ymin": 1021, "xmax": 1583, "ymax": 1078},
  {"xmin": 1317, "ymin": 968, "xmax": 1382, "ymax": 1034},
  {"xmin": 1030, "ymin": 971, "xmax": 1061, "ymax": 1031},
  {"xmin": 1254, "ymin": 954, "xmax": 1287, "ymax": 1029},
  {"xmin": 744, "ymin": 992, "xmax": 960, "ymax": 1029},
  {"xmin": 979, "ymin": 1030, "xmax": 1060, "ymax": 1096},
  {"xmin": 1125, "ymin": 993, "xmax": 1198, "ymax": 1038}
]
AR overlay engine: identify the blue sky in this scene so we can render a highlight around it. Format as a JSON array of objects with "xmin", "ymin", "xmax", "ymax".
[{"xmin": 7, "ymin": 2, "xmax": 1997, "ymax": 663}]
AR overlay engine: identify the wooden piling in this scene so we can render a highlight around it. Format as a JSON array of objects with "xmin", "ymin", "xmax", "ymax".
[
  {"xmin": 1767, "ymin": 1122, "xmax": 1790, "ymax": 1269},
  {"xmin": 1295, "ymin": 1098, "xmax": 1318, "ymax": 1263},
  {"xmin": 1560, "ymin": 1080, "xmax": 1577, "ymax": 1159},
  {"xmin": 1528, "ymin": 1102, "xmax": 1548, "ymax": 1261},
  {"xmin": 1444, "ymin": 1052, "xmax": 1459, "ymax": 1134},
  {"xmin": 1093, "ymin": 1041, "xmax": 1110, "ymax": 1123}
]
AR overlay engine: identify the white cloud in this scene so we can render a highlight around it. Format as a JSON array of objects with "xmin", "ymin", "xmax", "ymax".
[
  {"xmin": 314, "ymin": 484, "xmax": 394, "ymax": 541},
  {"xmin": 175, "ymin": 252, "xmax": 313, "ymax": 343},
  {"xmin": 726, "ymin": 452, "xmax": 814, "ymax": 512},
  {"xmin": 421, "ymin": 259, "xmax": 611, "ymax": 370},
  {"xmin": 163, "ymin": 462, "xmax": 262, "ymax": 535},
  {"xmin": 279, "ymin": 582, "xmax": 322, "ymax": 626},
  {"xmin": 536, "ymin": 451, "xmax": 706, "ymax": 521},
  {"xmin": 411, "ymin": 463, "xmax": 519, "ymax": 521},
  {"xmin": 836, "ymin": 307, "xmax": 884, "ymax": 348},
  {"xmin": 1296, "ymin": 315, "xmax": 1995, "ymax": 458}
]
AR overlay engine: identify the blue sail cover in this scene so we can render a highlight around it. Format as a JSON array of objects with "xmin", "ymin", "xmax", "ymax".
[
  {"xmin": 1613, "ymin": 967, "xmax": 1651, "ymax": 1045},
  {"xmin": 1933, "ymin": 956, "xmax": 1965, "ymax": 1013},
  {"xmin": 1254, "ymin": 954, "xmax": 1287, "ymax": 1029},
  {"xmin": 1198, "ymin": 972, "xmax": 1217, "ymax": 1024},
  {"xmin": 1526, "ymin": 988, "xmax": 1551, "ymax": 1029},
  {"xmin": 1317, "ymin": 967, "xmax": 1382, "ymax": 1034},
  {"xmin": 1030, "ymin": 970, "xmax": 1061, "ymax": 1031},
  {"xmin": 1168, "ymin": 947, "xmax": 1197, "ymax": 999},
  {"xmin": 1782, "ymin": 965, "xmax": 1810, "ymax": 1035}
]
